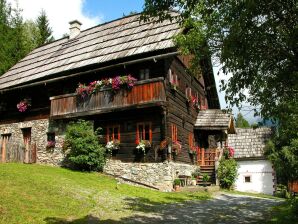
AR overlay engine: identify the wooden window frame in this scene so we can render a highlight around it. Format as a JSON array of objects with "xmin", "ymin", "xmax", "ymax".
[
  {"xmin": 244, "ymin": 175, "xmax": 251, "ymax": 183},
  {"xmin": 136, "ymin": 122, "xmax": 152, "ymax": 144},
  {"xmin": 106, "ymin": 125, "xmax": 121, "ymax": 142},
  {"xmin": 171, "ymin": 124, "xmax": 178, "ymax": 142},
  {"xmin": 169, "ymin": 69, "xmax": 179, "ymax": 87}
]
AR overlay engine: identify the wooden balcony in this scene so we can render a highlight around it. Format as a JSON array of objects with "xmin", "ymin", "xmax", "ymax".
[{"xmin": 50, "ymin": 77, "xmax": 167, "ymax": 118}]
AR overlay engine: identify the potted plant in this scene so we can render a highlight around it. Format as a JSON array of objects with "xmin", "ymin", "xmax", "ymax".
[
  {"xmin": 173, "ymin": 178, "xmax": 181, "ymax": 191},
  {"xmin": 16, "ymin": 98, "xmax": 31, "ymax": 112},
  {"xmin": 202, "ymin": 174, "xmax": 210, "ymax": 187},
  {"xmin": 136, "ymin": 140, "xmax": 151, "ymax": 155},
  {"xmin": 191, "ymin": 176, "xmax": 197, "ymax": 186},
  {"xmin": 105, "ymin": 139, "xmax": 120, "ymax": 155},
  {"xmin": 46, "ymin": 140, "xmax": 56, "ymax": 150}
]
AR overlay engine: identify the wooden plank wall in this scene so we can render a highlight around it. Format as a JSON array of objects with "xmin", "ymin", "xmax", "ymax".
[
  {"xmin": 92, "ymin": 107, "xmax": 164, "ymax": 163},
  {"xmin": 164, "ymin": 57, "xmax": 207, "ymax": 164}
]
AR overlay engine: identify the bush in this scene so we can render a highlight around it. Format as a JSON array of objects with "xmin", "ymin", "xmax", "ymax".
[
  {"xmin": 217, "ymin": 158, "xmax": 238, "ymax": 190},
  {"xmin": 64, "ymin": 120, "xmax": 106, "ymax": 171},
  {"xmin": 173, "ymin": 179, "xmax": 181, "ymax": 186}
]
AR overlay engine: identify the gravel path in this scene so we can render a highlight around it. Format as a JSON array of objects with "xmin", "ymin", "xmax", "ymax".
[{"xmin": 114, "ymin": 193, "xmax": 284, "ymax": 224}]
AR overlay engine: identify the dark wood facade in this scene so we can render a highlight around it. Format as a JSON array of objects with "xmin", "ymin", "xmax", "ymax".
[{"xmin": 0, "ymin": 54, "xmax": 217, "ymax": 164}]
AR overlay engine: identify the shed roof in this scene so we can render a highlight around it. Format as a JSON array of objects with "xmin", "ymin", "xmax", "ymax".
[
  {"xmin": 194, "ymin": 109, "xmax": 235, "ymax": 133},
  {"xmin": 0, "ymin": 12, "xmax": 180, "ymax": 90}
]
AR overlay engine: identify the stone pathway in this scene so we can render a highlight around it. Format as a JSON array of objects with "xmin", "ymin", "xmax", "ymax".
[{"xmin": 113, "ymin": 193, "xmax": 284, "ymax": 224}]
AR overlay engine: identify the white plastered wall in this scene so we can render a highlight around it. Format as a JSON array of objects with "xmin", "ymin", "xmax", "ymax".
[{"xmin": 235, "ymin": 160, "xmax": 275, "ymax": 195}]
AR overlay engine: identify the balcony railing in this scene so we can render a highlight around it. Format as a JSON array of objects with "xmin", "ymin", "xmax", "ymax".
[{"xmin": 50, "ymin": 77, "xmax": 166, "ymax": 118}]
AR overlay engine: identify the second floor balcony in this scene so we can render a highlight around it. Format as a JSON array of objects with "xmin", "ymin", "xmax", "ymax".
[{"xmin": 50, "ymin": 77, "xmax": 167, "ymax": 119}]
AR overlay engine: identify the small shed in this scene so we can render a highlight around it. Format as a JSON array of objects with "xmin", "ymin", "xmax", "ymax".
[{"xmin": 228, "ymin": 127, "xmax": 275, "ymax": 195}]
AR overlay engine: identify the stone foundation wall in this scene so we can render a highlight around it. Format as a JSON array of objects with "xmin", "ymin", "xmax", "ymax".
[
  {"xmin": 104, "ymin": 159, "xmax": 198, "ymax": 191},
  {"xmin": 0, "ymin": 119, "xmax": 65, "ymax": 165}
]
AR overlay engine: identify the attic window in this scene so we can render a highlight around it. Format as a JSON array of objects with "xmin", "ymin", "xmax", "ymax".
[
  {"xmin": 244, "ymin": 176, "xmax": 251, "ymax": 183},
  {"xmin": 139, "ymin": 69, "xmax": 150, "ymax": 80}
]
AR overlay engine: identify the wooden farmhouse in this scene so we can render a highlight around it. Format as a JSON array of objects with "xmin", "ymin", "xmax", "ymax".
[{"xmin": 0, "ymin": 13, "xmax": 234, "ymax": 190}]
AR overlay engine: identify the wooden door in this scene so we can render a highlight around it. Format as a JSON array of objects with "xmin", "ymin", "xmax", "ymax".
[
  {"xmin": 22, "ymin": 128, "xmax": 31, "ymax": 163},
  {"xmin": 1, "ymin": 134, "xmax": 11, "ymax": 162}
]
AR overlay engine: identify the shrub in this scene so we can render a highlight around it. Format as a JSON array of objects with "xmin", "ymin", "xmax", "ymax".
[
  {"xmin": 217, "ymin": 158, "xmax": 238, "ymax": 190},
  {"xmin": 63, "ymin": 120, "xmax": 106, "ymax": 171},
  {"xmin": 173, "ymin": 178, "xmax": 181, "ymax": 186}
]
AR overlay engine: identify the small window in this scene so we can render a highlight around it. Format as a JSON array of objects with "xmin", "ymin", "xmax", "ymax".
[
  {"xmin": 169, "ymin": 69, "xmax": 179, "ymax": 87},
  {"xmin": 200, "ymin": 96, "xmax": 208, "ymax": 110},
  {"xmin": 139, "ymin": 68, "xmax": 150, "ymax": 80},
  {"xmin": 136, "ymin": 122, "xmax": 152, "ymax": 143},
  {"xmin": 171, "ymin": 124, "xmax": 178, "ymax": 142},
  {"xmin": 244, "ymin": 176, "xmax": 251, "ymax": 183},
  {"xmin": 107, "ymin": 125, "xmax": 121, "ymax": 142},
  {"xmin": 47, "ymin": 132, "xmax": 55, "ymax": 142}
]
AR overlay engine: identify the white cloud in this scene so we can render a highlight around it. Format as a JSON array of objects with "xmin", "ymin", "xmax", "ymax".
[{"xmin": 8, "ymin": 0, "xmax": 103, "ymax": 39}]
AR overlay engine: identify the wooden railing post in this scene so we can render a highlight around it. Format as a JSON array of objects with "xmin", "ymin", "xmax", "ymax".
[{"xmin": 201, "ymin": 148, "xmax": 205, "ymax": 166}]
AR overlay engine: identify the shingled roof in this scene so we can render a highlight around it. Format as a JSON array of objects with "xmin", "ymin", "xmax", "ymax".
[
  {"xmin": 194, "ymin": 109, "xmax": 235, "ymax": 133},
  {"xmin": 0, "ymin": 12, "xmax": 180, "ymax": 90}
]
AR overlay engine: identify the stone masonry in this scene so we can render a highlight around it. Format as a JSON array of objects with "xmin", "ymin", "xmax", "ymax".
[
  {"xmin": 0, "ymin": 119, "xmax": 65, "ymax": 165},
  {"xmin": 104, "ymin": 159, "xmax": 198, "ymax": 191}
]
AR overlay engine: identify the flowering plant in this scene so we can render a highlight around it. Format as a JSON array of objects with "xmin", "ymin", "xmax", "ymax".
[
  {"xmin": 46, "ymin": 140, "xmax": 56, "ymax": 149},
  {"xmin": 105, "ymin": 139, "xmax": 120, "ymax": 153},
  {"xmin": 172, "ymin": 141, "xmax": 182, "ymax": 155},
  {"xmin": 170, "ymin": 80, "xmax": 179, "ymax": 91},
  {"xmin": 223, "ymin": 146, "xmax": 235, "ymax": 159},
  {"xmin": 17, "ymin": 98, "xmax": 31, "ymax": 112},
  {"xmin": 76, "ymin": 75, "xmax": 137, "ymax": 98},
  {"xmin": 136, "ymin": 140, "xmax": 151, "ymax": 154}
]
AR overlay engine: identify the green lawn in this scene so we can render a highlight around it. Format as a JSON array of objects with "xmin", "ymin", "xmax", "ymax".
[{"xmin": 0, "ymin": 163, "xmax": 209, "ymax": 223}]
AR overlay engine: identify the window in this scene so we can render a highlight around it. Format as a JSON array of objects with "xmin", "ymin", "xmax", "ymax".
[
  {"xmin": 107, "ymin": 125, "xmax": 120, "ymax": 142},
  {"xmin": 188, "ymin": 133, "xmax": 194, "ymax": 149},
  {"xmin": 171, "ymin": 124, "xmax": 178, "ymax": 142},
  {"xmin": 136, "ymin": 122, "xmax": 152, "ymax": 143},
  {"xmin": 244, "ymin": 176, "xmax": 251, "ymax": 183},
  {"xmin": 168, "ymin": 69, "xmax": 179, "ymax": 87},
  {"xmin": 200, "ymin": 96, "xmax": 208, "ymax": 110},
  {"xmin": 139, "ymin": 68, "xmax": 150, "ymax": 80},
  {"xmin": 185, "ymin": 87, "xmax": 192, "ymax": 100}
]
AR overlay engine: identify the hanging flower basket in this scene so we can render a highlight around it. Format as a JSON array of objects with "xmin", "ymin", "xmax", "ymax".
[{"xmin": 17, "ymin": 98, "xmax": 31, "ymax": 112}]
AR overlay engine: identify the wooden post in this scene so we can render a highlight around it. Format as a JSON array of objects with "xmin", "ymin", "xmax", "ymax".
[{"xmin": 201, "ymin": 148, "xmax": 205, "ymax": 166}]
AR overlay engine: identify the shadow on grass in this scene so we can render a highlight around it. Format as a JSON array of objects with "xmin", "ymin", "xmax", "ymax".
[{"xmin": 44, "ymin": 194, "xmax": 283, "ymax": 224}]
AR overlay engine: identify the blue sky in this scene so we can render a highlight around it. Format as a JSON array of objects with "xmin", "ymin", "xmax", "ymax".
[{"xmin": 83, "ymin": 0, "xmax": 144, "ymax": 22}]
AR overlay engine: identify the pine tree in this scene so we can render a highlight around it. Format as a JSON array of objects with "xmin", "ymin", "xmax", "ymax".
[
  {"xmin": 36, "ymin": 9, "xmax": 54, "ymax": 46},
  {"xmin": 235, "ymin": 113, "xmax": 250, "ymax": 128}
]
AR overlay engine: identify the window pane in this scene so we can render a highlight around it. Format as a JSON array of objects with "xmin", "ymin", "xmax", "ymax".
[
  {"xmin": 138, "ymin": 124, "xmax": 144, "ymax": 140},
  {"xmin": 114, "ymin": 127, "xmax": 119, "ymax": 140},
  {"xmin": 145, "ymin": 124, "xmax": 150, "ymax": 140}
]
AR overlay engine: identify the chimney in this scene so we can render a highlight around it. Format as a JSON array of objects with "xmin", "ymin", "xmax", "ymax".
[{"xmin": 69, "ymin": 20, "xmax": 82, "ymax": 39}]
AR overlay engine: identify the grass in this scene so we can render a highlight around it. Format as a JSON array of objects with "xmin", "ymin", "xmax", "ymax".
[
  {"xmin": 0, "ymin": 163, "xmax": 209, "ymax": 224},
  {"xmin": 265, "ymin": 198, "xmax": 298, "ymax": 223}
]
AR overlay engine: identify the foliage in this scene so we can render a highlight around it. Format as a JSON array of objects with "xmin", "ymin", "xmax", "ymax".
[
  {"xmin": 35, "ymin": 9, "xmax": 54, "ymax": 46},
  {"xmin": 0, "ymin": 1, "xmax": 54, "ymax": 76},
  {"xmin": 192, "ymin": 168, "xmax": 200, "ymax": 178},
  {"xmin": 105, "ymin": 139, "xmax": 120, "ymax": 153},
  {"xmin": 202, "ymin": 174, "xmax": 210, "ymax": 183},
  {"xmin": 0, "ymin": 163, "xmax": 210, "ymax": 223},
  {"xmin": 268, "ymin": 198, "xmax": 298, "ymax": 224},
  {"xmin": 217, "ymin": 158, "xmax": 238, "ymax": 190},
  {"xmin": 76, "ymin": 75, "xmax": 137, "ymax": 98},
  {"xmin": 223, "ymin": 146, "xmax": 234, "ymax": 159},
  {"xmin": 63, "ymin": 120, "xmax": 106, "ymax": 171},
  {"xmin": 235, "ymin": 113, "xmax": 250, "ymax": 128},
  {"xmin": 142, "ymin": 0, "xmax": 298, "ymax": 184},
  {"xmin": 173, "ymin": 178, "xmax": 181, "ymax": 186},
  {"xmin": 136, "ymin": 140, "xmax": 151, "ymax": 154}
]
